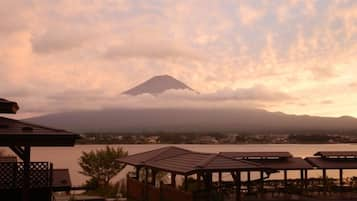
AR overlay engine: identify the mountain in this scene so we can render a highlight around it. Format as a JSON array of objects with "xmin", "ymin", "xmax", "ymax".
[
  {"xmin": 25, "ymin": 108, "xmax": 357, "ymax": 133},
  {"xmin": 122, "ymin": 75, "xmax": 195, "ymax": 95}
]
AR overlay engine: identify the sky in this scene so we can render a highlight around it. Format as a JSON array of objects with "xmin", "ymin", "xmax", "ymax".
[{"xmin": 1, "ymin": 0, "xmax": 357, "ymax": 118}]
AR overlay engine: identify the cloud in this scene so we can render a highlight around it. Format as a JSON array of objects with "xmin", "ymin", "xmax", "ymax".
[
  {"xmin": 238, "ymin": 3, "xmax": 265, "ymax": 26},
  {"xmin": 0, "ymin": 1, "xmax": 32, "ymax": 34},
  {"xmin": 320, "ymin": 100, "xmax": 334, "ymax": 105},
  {"xmin": 1, "ymin": 0, "xmax": 357, "ymax": 118},
  {"xmin": 204, "ymin": 85, "xmax": 293, "ymax": 102},
  {"xmin": 31, "ymin": 26, "xmax": 91, "ymax": 54},
  {"xmin": 104, "ymin": 37, "xmax": 202, "ymax": 60}
]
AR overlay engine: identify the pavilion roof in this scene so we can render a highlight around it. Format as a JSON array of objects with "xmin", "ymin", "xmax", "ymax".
[
  {"xmin": 314, "ymin": 151, "xmax": 357, "ymax": 158},
  {"xmin": 220, "ymin": 152, "xmax": 292, "ymax": 159},
  {"xmin": 117, "ymin": 146, "xmax": 192, "ymax": 166},
  {"xmin": 118, "ymin": 147, "xmax": 270, "ymax": 175},
  {"xmin": 0, "ymin": 98, "xmax": 19, "ymax": 114},
  {"xmin": 306, "ymin": 157, "xmax": 357, "ymax": 169},
  {"xmin": 0, "ymin": 117, "xmax": 79, "ymax": 146},
  {"xmin": 248, "ymin": 157, "xmax": 313, "ymax": 170}
]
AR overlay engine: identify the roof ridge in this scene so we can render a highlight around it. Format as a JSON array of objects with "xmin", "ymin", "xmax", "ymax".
[{"xmin": 195, "ymin": 153, "xmax": 218, "ymax": 168}]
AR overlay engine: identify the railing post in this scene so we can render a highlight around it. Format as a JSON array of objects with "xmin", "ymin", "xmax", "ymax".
[
  {"xmin": 23, "ymin": 145, "xmax": 31, "ymax": 201},
  {"xmin": 49, "ymin": 163, "xmax": 53, "ymax": 201}
]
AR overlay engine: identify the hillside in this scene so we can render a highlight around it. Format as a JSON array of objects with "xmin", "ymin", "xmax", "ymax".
[{"xmin": 25, "ymin": 108, "xmax": 357, "ymax": 133}]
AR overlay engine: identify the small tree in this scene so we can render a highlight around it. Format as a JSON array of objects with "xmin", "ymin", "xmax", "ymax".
[{"xmin": 79, "ymin": 146, "xmax": 128, "ymax": 187}]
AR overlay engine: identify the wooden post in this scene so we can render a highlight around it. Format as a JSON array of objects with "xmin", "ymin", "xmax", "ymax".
[
  {"xmin": 304, "ymin": 169, "xmax": 308, "ymax": 189},
  {"xmin": 184, "ymin": 175, "xmax": 188, "ymax": 191},
  {"xmin": 339, "ymin": 169, "xmax": 343, "ymax": 186},
  {"xmin": 300, "ymin": 169, "xmax": 304, "ymax": 189},
  {"xmin": 322, "ymin": 169, "xmax": 327, "ymax": 193},
  {"xmin": 284, "ymin": 170, "xmax": 288, "ymax": 189},
  {"xmin": 23, "ymin": 145, "xmax": 31, "ymax": 201},
  {"xmin": 218, "ymin": 171, "xmax": 222, "ymax": 190},
  {"xmin": 236, "ymin": 171, "xmax": 241, "ymax": 201},
  {"xmin": 197, "ymin": 173, "xmax": 201, "ymax": 190},
  {"xmin": 247, "ymin": 171, "xmax": 251, "ymax": 193},
  {"xmin": 260, "ymin": 171, "xmax": 264, "ymax": 192},
  {"xmin": 49, "ymin": 163, "xmax": 53, "ymax": 201},
  {"xmin": 152, "ymin": 170, "xmax": 157, "ymax": 186},
  {"xmin": 136, "ymin": 166, "xmax": 141, "ymax": 180},
  {"xmin": 171, "ymin": 173, "xmax": 176, "ymax": 187}
]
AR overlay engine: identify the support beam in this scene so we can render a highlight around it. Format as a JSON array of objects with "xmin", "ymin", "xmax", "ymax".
[
  {"xmin": 184, "ymin": 175, "xmax": 188, "ymax": 191},
  {"xmin": 236, "ymin": 171, "xmax": 241, "ymax": 201},
  {"xmin": 300, "ymin": 169, "xmax": 304, "ymax": 190},
  {"xmin": 322, "ymin": 169, "xmax": 327, "ymax": 193},
  {"xmin": 260, "ymin": 171, "xmax": 264, "ymax": 192},
  {"xmin": 171, "ymin": 173, "xmax": 176, "ymax": 187},
  {"xmin": 339, "ymin": 169, "xmax": 343, "ymax": 186},
  {"xmin": 135, "ymin": 166, "xmax": 141, "ymax": 180},
  {"xmin": 247, "ymin": 171, "xmax": 251, "ymax": 193},
  {"xmin": 152, "ymin": 170, "xmax": 157, "ymax": 186},
  {"xmin": 23, "ymin": 145, "xmax": 31, "ymax": 201},
  {"xmin": 145, "ymin": 168, "xmax": 149, "ymax": 184},
  {"xmin": 9, "ymin": 145, "xmax": 26, "ymax": 161},
  {"xmin": 304, "ymin": 169, "xmax": 308, "ymax": 189},
  {"xmin": 284, "ymin": 170, "xmax": 288, "ymax": 189},
  {"xmin": 197, "ymin": 173, "xmax": 201, "ymax": 190},
  {"xmin": 218, "ymin": 172, "xmax": 222, "ymax": 190}
]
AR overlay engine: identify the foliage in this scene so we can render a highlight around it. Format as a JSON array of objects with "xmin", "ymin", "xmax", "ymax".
[{"xmin": 79, "ymin": 146, "xmax": 128, "ymax": 186}]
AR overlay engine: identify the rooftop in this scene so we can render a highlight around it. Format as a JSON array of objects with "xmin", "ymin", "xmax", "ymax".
[
  {"xmin": 0, "ymin": 98, "xmax": 19, "ymax": 114},
  {"xmin": 306, "ymin": 157, "xmax": 357, "ymax": 169},
  {"xmin": 220, "ymin": 152, "xmax": 292, "ymax": 159},
  {"xmin": 314, "ymin": 151, "xmax": 357, "ymax": 158},
  {"xmin": 0, "ymin": 116, "xmax": 79, "ymax": 146}
]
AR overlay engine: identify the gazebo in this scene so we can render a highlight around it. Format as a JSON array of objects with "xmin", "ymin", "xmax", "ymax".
[
  {"xmin": 306, "ymin": 151, "xmax": 357, "ymax": 192},
  {"xmin": 118, "ymin": 146, "xmax": 273, "ymax": 201},
  {"xmin": 221, "ymin": 152, "xmax": 313, "ymax": 191},
  {"xmin": 0, "ymin": 98, "xmax": 79, "ymax": 201}
]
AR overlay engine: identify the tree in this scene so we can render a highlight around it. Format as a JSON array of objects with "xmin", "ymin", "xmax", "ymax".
[{"xmin": 79, "ymin": 146, "xmax": 128, "ymax": 186}]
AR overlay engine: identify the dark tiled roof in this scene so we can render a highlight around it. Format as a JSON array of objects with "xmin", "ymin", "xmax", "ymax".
[
  {"xmin": 146, "ymin": 152, "xmax": 209, "ymax": 174},
  {"xmin": 52, "ymin": 169, "xmax": 72, "ymax": 191},
  {"xmin": 0, "ymin": 117, "xmax": 79, "ymax": 146},
  {"xmin": 221, "ymin": 152, "xmax": 292, "ymax": 159},
  {"xmin": 306, "ymin": 157, "xmax": 357, "ymax": 169},
  {"xmin": 249, "ymin": 157, "xmax": 313, "ymax": 170},
  {"xmin": 119, "ymin": 147, "xmax": 268, "ymax": 174},
  {"xmin": 314, "ymin": 151, "xmax": 357, "ymax": 158},
  {"xmin": 117, "ymin": 146, "xmax": 192, "ymax": 166},
  {"xmin": 196, "ymin": 154, "xmax": 263, "ymax": 171},
  {"xmin": 0, "ymin": 98, "xmax": 19, "ymax": 114}
]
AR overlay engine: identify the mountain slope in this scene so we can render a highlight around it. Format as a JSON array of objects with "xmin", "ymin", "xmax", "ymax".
[
  {"xmin": 122, "ymin": 75, "xmax": 195, "ymax": 95},
  {"xmin": 25, "ymin": 108, "xmax": 357, "ymax": 133}
]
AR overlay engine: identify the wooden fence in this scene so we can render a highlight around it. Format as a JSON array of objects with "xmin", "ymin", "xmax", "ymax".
[
  {"xmin": 0, "ymin": 162, "xmax": 53, "ymax": 201},
  {"xmin": 127, "ymin": 177, "xmax": 193, "ymax": 201}
]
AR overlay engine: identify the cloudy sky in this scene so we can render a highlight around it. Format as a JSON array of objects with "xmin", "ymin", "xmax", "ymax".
[{"xmin": 1, "ymin": 0, "xmax": 357, "ymax": 118}]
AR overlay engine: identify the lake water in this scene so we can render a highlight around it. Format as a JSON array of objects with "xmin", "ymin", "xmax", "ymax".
[{"xmin": 8, "ymin": 144, "xmax": 357, "ymax": 186}]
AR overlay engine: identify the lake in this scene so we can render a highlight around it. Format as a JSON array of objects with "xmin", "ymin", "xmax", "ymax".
[{"xmin": 12, "ymin": 144, "xmax": 357, "ymax": 186}]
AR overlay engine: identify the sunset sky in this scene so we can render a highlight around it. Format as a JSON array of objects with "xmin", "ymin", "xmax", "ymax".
[{"xmin": 1, "ymin": 0, "xmax": 357, "ymax": 118}]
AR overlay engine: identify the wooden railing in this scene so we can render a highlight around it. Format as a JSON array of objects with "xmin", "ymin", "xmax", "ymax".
[
  {"xmin": 0, "ymin": 162, "xmax": 52, "ymax": 189},
  {"xmin": 127, "ymin": 177, "xmax": 193, "ymax": 201}
]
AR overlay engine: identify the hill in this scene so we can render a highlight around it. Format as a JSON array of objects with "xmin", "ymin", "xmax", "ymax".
[{"xmin": 25, "ymin": 108, "xmax": 357, "ymax": 133}]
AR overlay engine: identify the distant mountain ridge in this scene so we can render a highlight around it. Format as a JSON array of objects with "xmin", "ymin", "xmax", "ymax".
[
  {"xmin": 25, "ymin": 108, "xmax": 357, "ymax": 133},
  {"xmin": 122, "ymin": 75, "xmax": 195, "ymax": 95}
]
